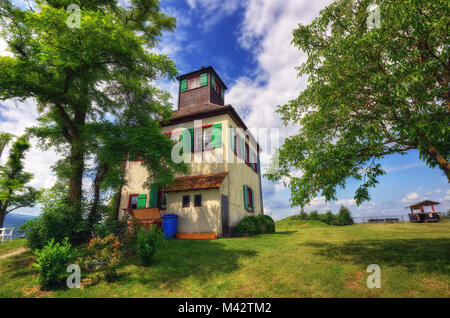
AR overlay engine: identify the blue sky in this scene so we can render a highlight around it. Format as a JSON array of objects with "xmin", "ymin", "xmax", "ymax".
[{"xmin": 0, "ymin": 0, "xmax": 449, "ymax": 219}]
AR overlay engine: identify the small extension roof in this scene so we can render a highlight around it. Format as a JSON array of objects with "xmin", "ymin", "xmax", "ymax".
[{"xmin": 164, "ymin": 172, "xmax": 228, "ymax": 192}]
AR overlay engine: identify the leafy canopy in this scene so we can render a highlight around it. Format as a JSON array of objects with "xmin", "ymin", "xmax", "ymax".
[{"xmin": 267, "ymin": 0, "xmax": 449, "ymax": 207}]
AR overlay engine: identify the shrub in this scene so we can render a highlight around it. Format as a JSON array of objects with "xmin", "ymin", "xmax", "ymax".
[
  {"xmin": 256, "ymin": 215, "xmax": 275, "ymax": 233},
  {"xmin": 309, "ymin": 210, "xmax": 319, "ymax": 220},
  {"xmin": 94, "ymin": 217, "xmax": 128, "ymax": 239},
  {"xmin": 236, "ymin": 216, "xmax": 258, "ymax": 235},
  {"xmin": 334, "ymin": 205, "xmax": 354, "ymax": 226},
  {"xmin": 85, "ymin": 234, "xmax": 123, "ymax": 282},
  {"xmin": 319, "ymin": 211, "xmax": 336, "ymax": 225},
  {"xmin": 237, "ymin": 215, "xmax": 275, "ymax": 235},
  {"xmin": 135, "ymin": 226, "xmax": 165, "ymax": 266},
  {"xmin": 33, "ymin": 238, "xmax": 77, "ymax": 289},
  {"xmin": 19, "ymin": 185, "xmax": 89, "ymax": 250}
]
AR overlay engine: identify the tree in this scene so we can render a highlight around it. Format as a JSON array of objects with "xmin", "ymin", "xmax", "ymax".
[
  {"xmin": 0, "ymin": 135, "xmax": 40, "ymax": 227},
  {"xmin": 0, "ymin": 132, "xmax": 14, "ymax": 159},
  {"xmin": 0, "ymin": 1, "xmax": 185, "ymax": 211},
  {"xmin": 267, "ymin": 0, "xmax": 449, "ymax": 207},
  {"xmin": 334, "ymin": 205, "xmax": 354, "ymax": 226}
]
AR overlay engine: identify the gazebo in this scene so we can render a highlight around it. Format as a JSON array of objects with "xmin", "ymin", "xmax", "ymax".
[{"xmin": 405, "ymin": 200, "xmax": 442, "ymax": 223}]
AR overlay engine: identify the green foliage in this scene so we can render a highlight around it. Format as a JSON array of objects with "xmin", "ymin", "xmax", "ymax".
[
  {"xmin": 298, "ymin": 208, "xmax": 309, "ymax": 220},
  {"xmin": 84, "ymin": 234, "xmax": 124, "ymax": 282},
  {"xmin": 94, "ymin": 217, "xmax": 128, "ymax": 238},
  {"xmin": 33, "ymin": 238, "xmax": 77, "ymax": 289},
  {"xmin": 19, "ymin": 184, "xmax": 88, "ymax": 250},
  {"xmin": 319, "ymin": 211, "xmax": 336, "ymax": 225},
  {"xmin": 256, "ymin": 215, "xmax": 276, "ymax": 233},
  {"xmin": 334, "ymin": 205, "xmax": 354, "ymax": 226},
  {"xmin": 266, "ymin": 0, "xmax": 450, "ymax": 208},
  {"xmin": 0, "ymin": 135, "xmax": 41, "ymax": 227},
  {"xmin": 309, "ymin": 210, "xmax": 319, "ymax": 220},
  {"xmin": 135, "ymin": 227, "xmax": 165, "ymax": 266},
  {"xmin": 0, "ymin": 1, "xmax": 187, "ymax": 214},
  {"xmin": 236, "ymin": 215, "xmax": 276, "ymax": 236}
]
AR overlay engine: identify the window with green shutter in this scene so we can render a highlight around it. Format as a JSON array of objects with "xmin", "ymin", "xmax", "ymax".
[
  {"xmin": 243, "ymin": 185, "xmax": 249, "ymax": 210},
  {"xmin": 200, "ymin": 73, "xmax": 208, "ymax": 86},
  {"xmin": 240, "ymin": 137, "xmax": 245, "ymax": 159},
  {"xmin": 180, "ymin": 79, "xmax": 187, "ymax": 92},
  {"xmin": 212, "ymin": 123, "xmax": 222, "ymax": 148},
  {"xmin": 230, "ymin": 126, "xmax": 235, "ymax": 152},
  {"xmin": 149, "ymin": 184, "xmax": 159, "ymax": 208},
  {"xmin": 137, "ymin": 194, "xmax": 147, "ymax": 209},
  {"xmin": 180, "ymin": 128, "xmax": 194, "ymax": 153}
]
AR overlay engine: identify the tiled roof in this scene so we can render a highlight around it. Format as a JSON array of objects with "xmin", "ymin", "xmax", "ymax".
[{"xmin": 164, "ymin": 172, "xmax": 228, "ymax": 192}]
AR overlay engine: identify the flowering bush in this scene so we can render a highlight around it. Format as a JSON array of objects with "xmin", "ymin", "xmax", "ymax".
[{"xmin": 81, "ymin": 234, "xmax": 123, "ymax": 282}]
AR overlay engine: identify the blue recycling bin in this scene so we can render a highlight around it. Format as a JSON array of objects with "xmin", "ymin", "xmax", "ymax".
[{"xmin": 162, "ymin": 214, "xmax": 179, "ymax": 239}]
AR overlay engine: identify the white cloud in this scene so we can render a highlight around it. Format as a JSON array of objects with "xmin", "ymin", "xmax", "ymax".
[
  {"xmin": 0, "ymin": 100, "xmax": 59, "ymax": 194},
  {"xmin": 335, "ymin": 198, "xmax": 356, "ymax": 206},
  {"xmin": 400, "ymin": 192, "xmax": 419, "ymax": 203}
]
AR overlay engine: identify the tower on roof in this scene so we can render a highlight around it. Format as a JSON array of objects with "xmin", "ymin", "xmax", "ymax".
[{"xmin": 176, "ymin": 66, "xmax": 227, "ymax": 110}]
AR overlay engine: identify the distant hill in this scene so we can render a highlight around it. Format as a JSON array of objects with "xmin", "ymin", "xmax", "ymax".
[{"xmin": 3, "ymin": 213, "xmax": 37, "ymax": 239}]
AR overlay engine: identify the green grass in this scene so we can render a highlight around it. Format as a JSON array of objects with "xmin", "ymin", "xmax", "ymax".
[
  {"xmin": 0, "ymin": 220, "xmax": 449, "ymax": 297},
  {"xmin": 0, "ymin": 238, "xmax": 27, "ymax": 255}
]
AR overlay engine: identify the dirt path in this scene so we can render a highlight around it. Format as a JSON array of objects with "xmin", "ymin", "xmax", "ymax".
[{"xmin": 0, "ymin": 247, "xmax": 28, "ymax": 259}]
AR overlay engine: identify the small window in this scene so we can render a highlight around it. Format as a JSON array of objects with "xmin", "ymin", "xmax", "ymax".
[
  {"xmin": 194, "ymin": 194, "xmax": 202, "ymax": 207},
  {"xmin": 159, "ymin": 191, "xmax": 167, "ymax": 210},
  {"xmin": 129, "ymin": 194, "xmax": 138, "ymax": 209},
  {"xmin": 187, "ymin": 76, "xmax": 201, "ymax": 90},
  {"xmin": 182, "ymin": 195, "xmax": 190, "ymax": 207},
  {"xmin": 194, "ymin": 126, "xmax": 213, "ymax": 152}
]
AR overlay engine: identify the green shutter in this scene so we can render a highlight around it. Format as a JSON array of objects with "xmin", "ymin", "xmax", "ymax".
[
  {"xmin": 200, "ymin": 73, "xmax": 208, "ymax": 86},
  {"xmin": 149, "ymin": 184, "xmax": 159, "ymax": 208},
  {"xmin": 240, "ymin": 137, "xmax": 245, "ymax": 159},
  {"xmin": 251, "ymin": 188, "xmax": 255, "ymax": 212},
  {"xmin": 212, "ymin": 123, "xmax": 222, "ymax": 148},
  {"xmin": 180, "ymin": 79, "xmax": 187, "ymax": 92},
  {"xmin": 189, "ymin": 128, "xmax": 194, "ymax": 152},
  {"xmin": 243, "ymin": 185, "xmax": 249, "ymax": 210},
  {"xmin": 137, "ymin": 194, "xmax": 147, "ymax": 209},
  {"xmin": 210, "ymin": 74, "xmax": 216, "ymax": 90},
  {"xmin": 249, "ymin": 150, "xmax": 253, "ymax": 166},
  {"xmin": 230, "ymin": 126, "xmax": 235, "ymax": 152}
]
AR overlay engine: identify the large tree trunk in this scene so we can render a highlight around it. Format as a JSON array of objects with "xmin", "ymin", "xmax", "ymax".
[
  {"xmin": 427, "ymin": 145, "xmax": 450, "ymax": 181},
  {"xmin": 87, "ymin": 162, "xmax": 108, "ymax": 226},
  {"xmin": 68, "ymin": 141, "xmax": 84, "ymax": 206},
  {"xmin": 0, "ymin": 211, "xmax": 5, "ymax": 228},
  {"xmin": 68, "ymin": 111, "xmax": 86, "ymax": 206}
]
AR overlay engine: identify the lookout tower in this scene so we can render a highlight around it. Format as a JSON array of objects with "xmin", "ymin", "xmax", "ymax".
[{"xmin": 176, "ymin": 66, "xmax": 227, "ymax": 109}]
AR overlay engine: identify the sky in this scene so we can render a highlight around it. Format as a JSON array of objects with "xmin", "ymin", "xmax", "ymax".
[{"xmin": 0, "ymin": 0, "xmax": 449, "ymax": 219}]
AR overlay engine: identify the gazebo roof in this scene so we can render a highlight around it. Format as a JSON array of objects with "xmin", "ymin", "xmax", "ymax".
[{"xmin": 405, "ymin": 200, "xmax": 440, "ymax": 210}]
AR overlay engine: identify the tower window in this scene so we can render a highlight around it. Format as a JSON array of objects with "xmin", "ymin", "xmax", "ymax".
[{"xmin": 187, "ymin": 76, "xmax": 201, "ymax": 90}]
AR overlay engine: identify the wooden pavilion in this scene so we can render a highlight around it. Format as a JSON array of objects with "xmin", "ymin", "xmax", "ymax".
[{"xmin": 405, "ymin": 200, "xmax": 442, "ymax": 223}]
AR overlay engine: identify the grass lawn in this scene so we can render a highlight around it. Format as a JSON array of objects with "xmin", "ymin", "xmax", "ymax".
[{"xmin": 0, "ymin": 220, "xmax": 449, "ymax": 298}]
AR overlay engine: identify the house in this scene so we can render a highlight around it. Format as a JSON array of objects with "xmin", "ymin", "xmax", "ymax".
[{"xmin": 118, "ymin": 66, "xmax": 264, "ymax": 236}]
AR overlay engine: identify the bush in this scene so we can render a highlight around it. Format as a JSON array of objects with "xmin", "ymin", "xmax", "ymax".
[
  {"xmin": 236, "ymin": 216, "xmax": 258, "ymax": 235},
  {"xmin": 19, "ymin": 185, "xmax": 89, "ymax": 250},
  {"xmin": 319, "ymin": 211, "xmax": 336, "ymax": 225},
  {"xmin": 309, "ymin": 210, "xmax": 319, "ymax": 220},
  {"xmin": 84, "ymin": 234, "xmax": 123, "ymax": 282},
  {"xmin": 298, "ymin": 208, "xmax": 309, "ymax": 220},
  {"xmin": 237, "ymin": 215, "xmax": 275, "ymax": 235},
  {"xmin": 334, "ymin": 205, "xmax": 354, "ymax": 226},
  {"xmin": 94, "ymin": 217, "xmax": 128, "ymax": 239},
  {"xmin": 135, "ymin": 226, "xmax": 165, "ymax": 266},
  {"xmin": 256, "ymin": 215, "xmax": 275, "ymax": 233},
  {"xmin": 33, "ymin": 238, "xmax": 77, "ymax": 289}
]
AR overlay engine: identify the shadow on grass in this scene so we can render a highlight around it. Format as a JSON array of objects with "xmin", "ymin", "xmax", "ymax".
[
  {"xmin": 303, "ymin": 238, "xmax": 450, "ymax": 274},
  {"xmin": 273, "ymin": 231, "xmax": 297, "ymax": 235},
  {"xmin": 122, "ymin": 239, "xmax": 258, "ymax": 290}
]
